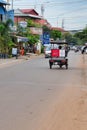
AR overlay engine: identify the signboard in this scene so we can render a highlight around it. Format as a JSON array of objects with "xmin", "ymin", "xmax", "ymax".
[
  {"xmin": 17, "ymin": 36, "xmax": 28, "ymax": 42},
  {"xmin": 30, "ymin": 27, "xmax": 42, "ymax": 35},
  {"xmin": 51, "ymin": 49, "xmax": 65, "ymax": 57},
  {"xmin": 12, "ymin": 48, "xmax": 17, "ymax": 55},
  {"xmin": 60, "ymin": 50, "xmax": 65, "ymax": 57},
  {"xmin": 43, "ymin": 32, "xmax": 50, "ymax": 45},
  {"xmin": 19, "ymin": 21, "xmax": 27, "ymax": 28},
  {"xmin": 7, "ymin": 10, "xmax": 14, "ymax": 24},
  {"xmin": 10, "ymin": 25, "xmax": 17, "ymax": 32}
]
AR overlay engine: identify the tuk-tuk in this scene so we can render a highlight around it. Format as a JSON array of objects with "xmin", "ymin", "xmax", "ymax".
[{"xmin": 49, "ymin": 41, "xmax": 69, "ymax": 69}]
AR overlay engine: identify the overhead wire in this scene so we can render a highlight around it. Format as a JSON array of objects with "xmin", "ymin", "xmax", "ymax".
[
  {"xmin": 12, "ymin": 0, "xmax": 87, "ymax": 19},
  {"xmin": 12, "ymin": 0, "xmax": 87, "ymax": 7},
  {"xmin": 10, "ymin": 0, "xmax": 87, "ymax": 30},
  {"xmin": 11, "ymin": 0, "xmax": 87, "ymax": 18},
  {"xmin": 45, "ymin": 4, "xmax": 87, "ymax": 18}
]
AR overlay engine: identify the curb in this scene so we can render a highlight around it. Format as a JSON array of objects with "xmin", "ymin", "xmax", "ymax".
[
  {"xmin": 0, "ymin": 54, "xmax": 44, "ymax": 67},
  {"xmin": 0, "ymin": 58, "xmax": 24, "ymax": 67}
]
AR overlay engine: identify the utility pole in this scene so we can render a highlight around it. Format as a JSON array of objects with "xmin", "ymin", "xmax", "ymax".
[
  {"xmin": 57, "ymin": 20, "xmax": 58, "ymax": 27},
  {"xmin": 34, "ymin": 5, "xmax": 36, "ymax": 10},
  {"xmin": 41, "ymin": 2, "xmax": 49, "ymax": 18},
  {"xmin": 41, "ymin": 4, "xmax": 45, "ymax": 18},
  {"xmin": 7, "ymin": 0, "xmax": 9, "ymax": 10},
  {"xmin": 7, "ymin": 0, "xmax": 13, "ymax": 10},
  {"xmin": 62, "ymin": 19, "xmax": 64, "ymax": 29},
  {"xmin": 12, "ymin": 0, "xmax": 13, "ymax": 10}
]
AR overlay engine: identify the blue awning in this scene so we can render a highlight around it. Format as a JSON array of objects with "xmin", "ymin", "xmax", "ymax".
[
  {"xmin": 16, "ymin": 36, "xmax": 29, "ymax": 42},
  {"xmin": 0, "ymin": 6, "xmax": 6, "ymax": 14},
  {"xmin": 0, "ymin": 0, "xmax": 10, "ymax": 5}
]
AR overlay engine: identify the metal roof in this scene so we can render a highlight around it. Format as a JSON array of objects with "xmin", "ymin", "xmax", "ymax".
[
  {"xmin": 0, "ymin": 0, "xmax": 10, "ymax": 5},
  {"xmin": 14, "ymin": 9, "xmax": 42, "ymax": 19},
  {"xmin": 50, "ymin": 41, "xmax": 68, "ymax": 45}
]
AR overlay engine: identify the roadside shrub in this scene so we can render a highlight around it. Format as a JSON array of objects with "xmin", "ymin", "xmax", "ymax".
[{"xmin": 41, "ymin": 45, "xmax": 44, "ymax": 53}]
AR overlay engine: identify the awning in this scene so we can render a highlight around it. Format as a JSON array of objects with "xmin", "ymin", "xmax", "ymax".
[
  {"xmin": 0, "ymin": 6, "xmax": 6, "ymax": 14},
  {"xmin": 0, "ymin": 0, "xmax": 10, "ymax": 5},
  {"xmin": 16, "ymin": 36, "xmax": 29, "ymax": 42}
]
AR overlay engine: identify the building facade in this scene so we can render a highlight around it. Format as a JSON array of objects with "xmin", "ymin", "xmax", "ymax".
[{"xmin": 0, "ymin": 0, "xmax": 9, "ymax": 22}]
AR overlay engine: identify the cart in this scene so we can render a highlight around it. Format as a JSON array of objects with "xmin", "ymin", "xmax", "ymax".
[{"xmin": 49, "ymin": 41, "xmax": 69, "ymax": 69}]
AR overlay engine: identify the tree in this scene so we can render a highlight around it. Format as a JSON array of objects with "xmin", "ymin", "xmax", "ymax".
[
  {"xmin": 43, "ymin": 25, "xmax": 51, "ymax": 33},
  {"xmin": 0, "ymin": 24, "xmax": 5, "ymax": 36},
  {"xmin": 62, "ymin": 32, "xmax": 79, "ymax": 45},
  {"xmin": 17, "ymin": 25, "xmax": 24, "ymax": 36},
  {"xmin": 28, "ymin": 34, "xmax": 39, "ymax": 45},
  {"xmin": 74, "ymin": 27, "xmax": 87, "ymax": 45},
  {"xmin": 50, "ymin": 30, "xmax": 61, "ymax": 40},
  {"xmin": 0, "ymin": 19, "xmax": 14, "ymax": 57},
  {"xmin": 27, "ymin": 19, "xmax": 41, "ymax": 27}
]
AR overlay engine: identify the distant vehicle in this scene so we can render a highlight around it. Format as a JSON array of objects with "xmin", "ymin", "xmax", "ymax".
[
  {"xmin": 72, "ymin": 46, "xmax": 76, "ymax": 50},
  {"xmin": 44, "ymin": 46, "xmax": 51, "ymax": 58},
  {"xmin": 81, "ymin": 46, "xmax": 87, "ymax": 54},
  {"xmin": 74, "ymin": 46, "xmax": 79, "ymax": 52}
]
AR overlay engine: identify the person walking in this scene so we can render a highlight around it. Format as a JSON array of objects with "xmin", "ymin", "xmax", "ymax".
[{"xmin": 20, "ymin": 47, "xmax": 25, "ymax": 56}]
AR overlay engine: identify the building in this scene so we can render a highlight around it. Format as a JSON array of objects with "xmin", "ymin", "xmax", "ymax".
[
  {"xmin": 35, "ymin": 19, "xmax": 51, "ymax": 28},
  {"xmin": 0, "ymin": 0, "xmax": 10, "ymax": 22},
  {"xmin": 14, "ymin": 9, "xmax": 42, "ymax": 24},
  {"xmin": 51, "ymin": 27, "xmax": 67, "ymax": 33},
  {"xmin": 14, "ymin": 8, "xmax": 51, "ymax": 35}
]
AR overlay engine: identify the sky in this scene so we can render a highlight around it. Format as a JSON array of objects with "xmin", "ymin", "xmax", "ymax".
[{"xmin": 8, "ymin": 0, "xmax": 87, "ymax": 31}]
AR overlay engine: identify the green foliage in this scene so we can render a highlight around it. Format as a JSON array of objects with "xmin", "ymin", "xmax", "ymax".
[
  {"xmin": 0, "ymin": 19, "xmax": 13, "ymax": 36},
  {"xmin": 17, "ymin": 23, "xmax": 39, "ymax": 45},
  {"xmin": 17, "ymin": 25, "xmax": 28, "ymax": 37},
  {"xmin": 0, "ymin": 23, "xmax": 5, "ymax": 36},
  {"xmin": 28, "ymin": 34, "xmax": 39, "ymax": 45},
  {"xmin": 27, "ymin": 19, "xmax": 41, "ymax": 27},
  {"xmin": 43, "ymin": 25, "xmax": 51, "ymax": 33},
  {"xmin": 63, "ymin": 32, "xmax": 73, "ymax": 43},
  {"xmin": 17, "ymin": 25, "xmax": 23, "ymax": 36},
  {"xmin": 27, "ymin": 19, "xmax": 35, "ymax": 27},
  {"xmin": 41, "ymin": 45, "xmax": 44, "ymax": 53},
  {"xmin": 74, "ymin": 27, "xmax": 87, "ymax": 45},
  {"xmin": 50, "ymin": 30, "xmax": 62, "ymax": 40},
  {"xmin": 63, "ymin": 32, "xmax": 79, "ymax": 45},
  {"xmin": 0, "ymin": 20, "xmax": 14, "ymax": 55}
]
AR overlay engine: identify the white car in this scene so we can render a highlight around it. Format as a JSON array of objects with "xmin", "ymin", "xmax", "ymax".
[{"xmin": 44, "ymin": 46, "xmax": 51, "ymax": 58}]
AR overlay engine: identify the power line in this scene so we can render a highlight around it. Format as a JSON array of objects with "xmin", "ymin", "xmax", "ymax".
[
  {"xmin": 45, "ymin": 0, "xmax": 87, "ymax": 7},
  {"xmin": 8, "ymin": 0, "xmax": 87, "ymax": 30},
  {"xmin": 11, "ymin": 0, "xmax": 87, "ymax": 17},
  {"xmin": 45, "ymin": 5, "xmax": 87, "ymax": 19},
  {"xmin": 11, "ymin": 0, "xmax": 87, "ymax": 7}
]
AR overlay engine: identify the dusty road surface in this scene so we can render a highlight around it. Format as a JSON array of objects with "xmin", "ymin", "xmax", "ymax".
[
  {"xmin": 34, "ymin": 53, "xmax": 87, "ymax": 130},
  {"xmin": 0, "ymin": 51, "xmax": 87, "ymax": 130},
  {"xmin": 38, "ymin": 53, "xmax": 87, "ymax": 130}
]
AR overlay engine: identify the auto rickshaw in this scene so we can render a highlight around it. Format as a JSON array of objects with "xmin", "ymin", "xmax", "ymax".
[{"xmin": 49, "ymin": 41, "xmax": 69, "ymax": 69}]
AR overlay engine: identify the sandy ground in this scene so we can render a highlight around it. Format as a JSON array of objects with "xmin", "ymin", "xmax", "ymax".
[
  {"xmin": 37, "ymin": 54, "xmax": 87, "ymax": 130},
  {"xmin": 37, "ymin": 87, "xmax": 87, "ymax": 130}
]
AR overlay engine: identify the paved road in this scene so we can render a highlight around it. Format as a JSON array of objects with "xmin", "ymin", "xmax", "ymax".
[{"xmin": 0, "ymin": 51, "xmax": 86, "ymax": 130}]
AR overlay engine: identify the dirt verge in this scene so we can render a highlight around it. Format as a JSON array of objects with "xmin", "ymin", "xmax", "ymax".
[{"xmin": 37, "ymin": 54, "xmax": 87, "ymax": 130}]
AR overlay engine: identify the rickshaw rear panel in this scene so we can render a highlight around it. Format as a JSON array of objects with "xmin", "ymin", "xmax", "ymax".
[{"xmin": 49, "ymin": 41, "xmax": 69, "ymax": 69}]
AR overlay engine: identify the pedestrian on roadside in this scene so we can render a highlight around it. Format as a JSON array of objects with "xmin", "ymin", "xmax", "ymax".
[
  {"xmin": 20, "ymin": 47, "xmax": 25, "ymax": 56},
  {"xmin": 33, "ymin": 44, "xmax": 37, "ymax": 53}
]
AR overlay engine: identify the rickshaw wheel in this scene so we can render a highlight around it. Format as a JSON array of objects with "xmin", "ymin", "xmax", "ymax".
[{"xmin": 50, "ymin": 64, "xmax": 52, "ymax": 69}]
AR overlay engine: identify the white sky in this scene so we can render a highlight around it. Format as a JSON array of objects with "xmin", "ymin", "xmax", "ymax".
[{"xmin": 8, "ymin": 0, "xmax": 87, "ymax": 30}]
